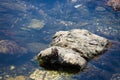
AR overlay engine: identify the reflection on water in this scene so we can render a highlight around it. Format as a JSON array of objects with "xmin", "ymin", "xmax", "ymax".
[{"xmin": 0, "ymin": 0, "xmax": 120, "ymax": 80}]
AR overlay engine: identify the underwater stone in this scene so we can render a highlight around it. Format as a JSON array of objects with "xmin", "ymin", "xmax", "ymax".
[
  {"xmin": 30, "ymin": 69, "xmax": 71, "ymax": 80},
  {"xmin": 0, "ymin": 76, "xmax": 2, "ymax": 80},
  {"xmin": 27, "ymin": 19, "xmax": 45, "ymax": 30},
  {"xmin": 6, "ymin": 75, "xmax": 29, "ymax": 80},
  {"xmin": 37, "ymin": 29, "xmax": 110, "ymax": 70},
  {"xmin": 0, "ymin": 40, "xmax": 27, "ymax": 54},
  {"xmin": 107, "ymin": 0, "xmax": 120, "ymax": 11},
  {"xmin": 10, "ymin": 65, "xmax": 15, "ymax": 70}
]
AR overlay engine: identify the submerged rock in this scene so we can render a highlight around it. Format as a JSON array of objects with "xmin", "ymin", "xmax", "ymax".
[
  {"xmin": 107, "ymin": 0, "xmax": 120, "ymax": 11},
  {"xmin": 0, "ymin": 76, "xmax": 2, "ymax": 80},
  {"xmin": 27, "ymin": 19, "xmax": 45, "ymax": 30},
  {"xmin": 10, "ymin": 65, "xmax": 15, "ymax": 70},
  {"xmin": 6, "ymin": 75, "xmax": 29, "ymax": 80},
  {"xmin": 38, "ymin": 29, "xmax": 110, "ymax": 70},
  {"xmin": 30, "ymin": 69, "xmax": 71, "ymax": 80},
  {"xmin": 0, "ymin": 40, "xmax": 27, "ymax": 54}
]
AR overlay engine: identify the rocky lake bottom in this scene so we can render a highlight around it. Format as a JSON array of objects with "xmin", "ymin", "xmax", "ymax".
[{"xmin": 0, "ymin": 0, "xmax": 120, "ymax": 80}]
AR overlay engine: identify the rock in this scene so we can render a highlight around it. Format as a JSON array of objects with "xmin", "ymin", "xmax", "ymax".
[
  {"xmin": 111, "ymin": 73, "xmax": 120, "ymax": 80},
  {"xmin": 52, "ymin": 29, "xmax": 109, "ymax": 59},
  {"xmin": 0, "ymin": 40, "xmax": 27, "ymax": 54},
  {"xmin": 107, "ymin": 0, "xmax": 120, "ymax": 11},
  {"xmin": 0, "ymin": 76, "xmax": 2, "ymax": 80},
  {"xmin": 12, "ymin": 76, "xmax": 25, "ymax": 80},
  {"xmin": 74, "ymin": 4, "xmax": 83, "ymax": 8},
  {"xmin": 5, "ymin": 75, "xmax": 10, "ymax": 78},
  {"xmin": 6, "ymin": 77, "xmax": 14, "ymax": 80},
  {"xmin": 71, "ymin": 0, "xmax": 77, "ymax": 3},
  {"xmin": 38, "ymin": 46, "xmax": 87, "ymax": 69},
  {"xmin": 27, "ymin": 19, "xmax": 45, "ymax": 30},
  {"xmin": 6, "ymin": 75, "xmax": 29, "ymax": 80},
  {"xmin": 38, "ymin": 29, "xmax": 110, "ymax": 70},
  {"xmin": 30, "ymin": 69, "xmax": 71, "ymax": 80},
  {"xmin": 10, "ymin": 65, "xmax": 15, "ymax": 70}
]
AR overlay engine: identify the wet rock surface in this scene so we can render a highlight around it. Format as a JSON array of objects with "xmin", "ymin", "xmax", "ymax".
[
  {"xmin": 107, "ymin": 0, "xmax": 120, "ymax": 11},
  {"xmin": 52, "ymin": 29, "xmax": 110, "ymax": 59},
  {"xmin": 38, "ymin": 29, "xmax": 110, "ymax": 70},
  {"xmin": 38, "ymin": 46, "xmax": 87, "ymax": 69}
]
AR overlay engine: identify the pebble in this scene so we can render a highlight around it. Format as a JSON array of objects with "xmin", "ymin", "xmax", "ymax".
[
  {"xmin": 71, "ymin": 0, "xmax": 77, "ymax": 3},
  {"xmin": 10, "ymin": 65, "xmax": 15, "ymax": 70},
  {"xmin": 74, "ymin": 4, "xmax": 82, "ymax": 8},
  {"xmin": 5, "ymin": 75, "xmax": 10, "ymax": 78},
  {"xmin": 0, "ymin": 76, "xmax": 2, "ymax": 79}
]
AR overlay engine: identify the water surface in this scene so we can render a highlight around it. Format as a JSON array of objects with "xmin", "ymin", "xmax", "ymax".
[{"xmin": 0, "ymin": 0, "xmax": 120, "ymax": 80}]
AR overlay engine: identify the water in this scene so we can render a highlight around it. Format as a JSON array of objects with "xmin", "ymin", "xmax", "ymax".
[{"xmin": 0, "ymin": 0, "xmax": 120, "ymax": 80}]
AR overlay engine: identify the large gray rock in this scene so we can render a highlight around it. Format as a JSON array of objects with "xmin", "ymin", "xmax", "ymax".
[
  {"xmin": 38, "ymin": 29, "xmax": 110, "ymax": 70},
  {"xmin": 52, "ymin": 29, "xmax": 109, "ymax": 59}
]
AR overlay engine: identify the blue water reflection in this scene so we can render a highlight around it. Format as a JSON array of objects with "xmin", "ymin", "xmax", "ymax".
[{"xmin": 0, "ymin": 0, "xmax": 120, "ymax": 80}]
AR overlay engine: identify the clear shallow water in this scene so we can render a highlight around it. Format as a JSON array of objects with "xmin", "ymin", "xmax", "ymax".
[{"xmin": 0, "ymin": 0, "xmax": 120, "ymax": 80}]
